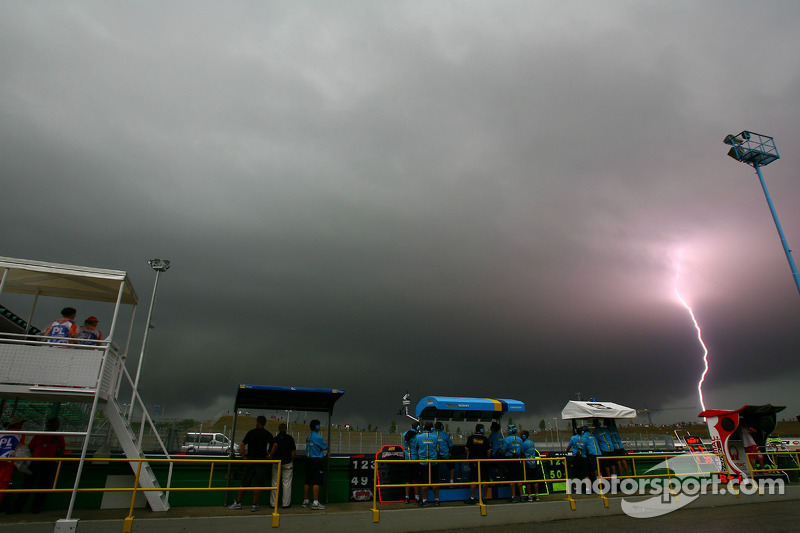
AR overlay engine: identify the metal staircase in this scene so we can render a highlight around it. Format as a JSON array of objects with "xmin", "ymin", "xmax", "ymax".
[{"xmin": 105, "ymin": 399, "xmax": 170, "ymax": 511}]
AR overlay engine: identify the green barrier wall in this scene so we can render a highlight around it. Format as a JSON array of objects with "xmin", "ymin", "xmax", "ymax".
[{"xmin": 1, "ymin": 455, "xmax": 353, "ymax": 513}]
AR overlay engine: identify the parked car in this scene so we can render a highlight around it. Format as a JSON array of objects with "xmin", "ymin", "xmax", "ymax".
[{"xmin": 180, "ymin": 432, "xmax": 240, "ymax": 455}]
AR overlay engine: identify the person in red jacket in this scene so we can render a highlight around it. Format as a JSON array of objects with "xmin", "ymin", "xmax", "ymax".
[{"xmin": 10, "ymin": 417, "xmax": 65, "ymax": 514}]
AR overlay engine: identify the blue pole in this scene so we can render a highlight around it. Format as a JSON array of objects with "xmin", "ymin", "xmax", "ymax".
[{"xmin": 754, "ymin": 164, "xmax": 800, "ymax": 296}]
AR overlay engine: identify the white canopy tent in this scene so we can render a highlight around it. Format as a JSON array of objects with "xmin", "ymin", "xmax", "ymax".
[{"xmin": 561, "ymin": 400, "xmax": 637, "ymax": 420}]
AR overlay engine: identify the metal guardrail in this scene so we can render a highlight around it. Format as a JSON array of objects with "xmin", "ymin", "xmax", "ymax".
[
  {"xmin": 748, "ymin": 450, "xmax": 800, "ymax": 476},
  {"xmin": 593, "ymin": 452, "xmax": 729, "ymax": 507},
  {"xmin": 5, "ymin": 450, "xmax": 795, "ymax": 530},
  {"xmin": 0, "ymin": 455, "xmax": 284, "ymax": 531},
  {"xmin": 371, "ymin": 456, "xmax": 570, "ymax": 521},
  {"xmin": 371, "ymin": 450, "xmax": 797, "ymax": 521}
]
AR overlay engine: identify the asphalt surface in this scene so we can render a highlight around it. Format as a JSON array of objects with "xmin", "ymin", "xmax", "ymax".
[
  {"xmin": 0, "ymin": 492, "xmax": 798, "ymax": 532},
  {"xmin": 457, "ymin": 499, "xmax": 800, "ymax": 533}
]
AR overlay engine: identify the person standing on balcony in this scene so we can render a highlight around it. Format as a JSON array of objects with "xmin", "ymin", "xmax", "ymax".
[
  {"xmin": 43, "ymin": 308, "xmax": 77, "ymax": 344},
  {"xmin": 76, "ymin": 317, "xmax": 103, "ymax": 346}
]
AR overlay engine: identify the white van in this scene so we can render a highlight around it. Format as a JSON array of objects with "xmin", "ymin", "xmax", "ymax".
[{"xmin": 180, "ymin": 432, "xmax": 240, "ymax": 455}]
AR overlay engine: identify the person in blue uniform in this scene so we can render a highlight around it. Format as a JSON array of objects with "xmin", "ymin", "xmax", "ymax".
[
  {"xmin": 411, "ymin": 422, "xmax": 439, "ymax": 506},
  {"xmin": 402, "ymin": 422, "xmax": 420, "ymax": 504},
  {"xmin": 488, "ymin": 421, "xmax": 504, "ymax": 486},
  {"xmin": 43, "ymin": 307, "xmax": 77, "ymax": 344},
  {"xmin": 434, "ymin": 421, "xmax": 454, "ymax": 485},
  {"xmin": 501, "ymin": 424, "xmax": 524, "ymax": 502},
  {"xmin": 302, "ymin": 420, "xmax": 328, "ymax": 510},
  {"xmin": 76, "ymin": 316, "xmax": 103, "ymax": 345},
  {"xmin": 488, "ymin": 422, "xmax": 503, "ymax": 457},
  {"xmin": 606, "ymin": 419, "xmax": 629, "ymax": 476},
  {"xmin": 592, "ymin": 418, "xmax": 616, "ymax": 477},
  {"xmin": 581, "ymin": 426, "xmax": 601, "ymax": 481},
  {"xmin": 565, "ymin": 427, "xmax": 586, "ymax": 480},
  {"xmin": 520, "ymin": 430, "xmax": 542, "ymax": 501}
]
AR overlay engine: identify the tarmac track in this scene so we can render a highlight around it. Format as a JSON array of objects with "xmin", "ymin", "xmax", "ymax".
[{"xmin": 457, "ymin": 499, "xmax": 800, "ymax": 533}]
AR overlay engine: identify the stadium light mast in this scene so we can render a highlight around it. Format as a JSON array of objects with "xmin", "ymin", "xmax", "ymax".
[
  {"xmin": 129, "ymin": 258, "xmax": 171, "ymax": 419},
  {"xmin": 724, "ymin": 131, "xmax": 800, "ymax": 296}
]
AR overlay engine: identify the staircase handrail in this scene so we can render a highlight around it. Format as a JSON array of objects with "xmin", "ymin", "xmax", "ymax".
[{"xmin": 116, "ymin": 360, "xmax": 174, "ymax": 494}]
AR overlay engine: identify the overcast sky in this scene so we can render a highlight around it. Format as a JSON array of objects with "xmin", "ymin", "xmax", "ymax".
[{"xmin": 3, "ymin": 1, "xmax": 800, "ymax": 430}]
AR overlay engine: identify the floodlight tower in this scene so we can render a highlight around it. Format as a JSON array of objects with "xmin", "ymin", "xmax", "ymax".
[
  {"xmin": 129, "ymin": 258, "xmax": 171, "ymax": 419},
  {"xmin": 724, "ymin": 131, "xmax": 800, "ymax": 295}
]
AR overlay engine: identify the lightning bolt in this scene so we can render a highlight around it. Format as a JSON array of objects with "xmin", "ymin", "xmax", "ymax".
[{"xmin": 673, "ymin": 257, "xmax": 709, "ymax": 412}]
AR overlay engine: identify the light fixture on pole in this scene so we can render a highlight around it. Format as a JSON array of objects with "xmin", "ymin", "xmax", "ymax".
[
  {"xmin": 553, "ymin": 417, "xmax": 562, "ymax": 448},
  {"xmin": 129, "ymin": 258, "xmax": 171, "ymax": 419},
  {"xmin": 724, "ymin": 131, "xmax": 800, "ymax": 295}
]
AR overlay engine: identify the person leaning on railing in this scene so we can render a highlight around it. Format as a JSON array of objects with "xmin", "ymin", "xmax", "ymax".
[
  {"xmin": 581, "ymin": 426, "xmax": 601, "ymax": 481},
  {"xmin": 592, "ymin": 418, "xmax": 616, "ymax": 477},
  {"xmin": 565, "ymin": 428, "xmax": 587, "ymax": 480},
  {"xmin": 76, "ymin": 316, "xmax": 103, "ymax": 345}
]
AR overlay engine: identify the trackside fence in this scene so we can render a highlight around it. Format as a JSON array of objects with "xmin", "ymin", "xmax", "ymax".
[
  {"xmin": 372, "ymin": 450, "xmax": 798, "ymax": 521},
  {"xmin": 0, "ymin": 456, "xmax": 284, "ymax": 531},
  {"xmin": 3, "ymin": 451, "xmax": 796, "ymax": 528},
  {"xmin": 748, "ymin": 450, "xmax": 800, "ymax": 478},
  {"xmin": 371, "ymin": 456, "xmax": 570, "ymax": 521}
]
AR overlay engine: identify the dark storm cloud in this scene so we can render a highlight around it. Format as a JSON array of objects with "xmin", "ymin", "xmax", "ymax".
[{"xmin": 2, "ymin": 1, "xmax": 800, "ymax": 427}]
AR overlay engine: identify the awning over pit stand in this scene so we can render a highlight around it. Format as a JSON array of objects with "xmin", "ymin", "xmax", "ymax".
[
  {"xmin": 227, "ymin": 384, "xmax": 345, "ymax": 505},
  {"xmin": 561, "ymin": 400, "xmax": 637, "ymax": 420},
  {"xmin": 561, "ymin": 400, "xmax": 637, "ymax": 434},
  {"xmin": 234, "ymin": 385, "xmax": 345, "ymax": 413},
  {"xmin": 415, "ymin": 396, "xmax": 525, "ymax": 422}
]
